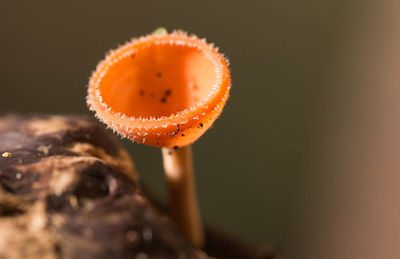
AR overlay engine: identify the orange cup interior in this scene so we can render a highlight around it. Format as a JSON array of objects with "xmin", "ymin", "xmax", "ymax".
[{"xmin": 99, "ymin": 43, "xmax": 218, "ymax": 119}]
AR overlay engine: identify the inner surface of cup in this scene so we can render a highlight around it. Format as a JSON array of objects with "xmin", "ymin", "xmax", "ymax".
[{"xmin": 99, "ymin": 42, "xmax": 218, "ymax": 119}]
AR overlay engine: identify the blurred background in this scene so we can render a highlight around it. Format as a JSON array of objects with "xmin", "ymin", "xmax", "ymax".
[{"xmin": 1, "ymin": 1, "xmax": 400, "ymax": 258}]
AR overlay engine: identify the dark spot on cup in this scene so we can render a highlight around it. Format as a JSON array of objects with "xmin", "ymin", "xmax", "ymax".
[{"xmin": 171, "ymin": 124, "xmax": 180, "ymax": 137}]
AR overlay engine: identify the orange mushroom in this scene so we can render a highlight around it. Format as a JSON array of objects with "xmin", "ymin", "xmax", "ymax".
[{"xmin": 87, "ymin": 28, "xmax": 231, "ymax": 247}]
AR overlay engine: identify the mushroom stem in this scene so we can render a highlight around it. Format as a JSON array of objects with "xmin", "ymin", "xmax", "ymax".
[{"xmin": 161, "ymin": 145, "xmax": 204, "ymax": 248}]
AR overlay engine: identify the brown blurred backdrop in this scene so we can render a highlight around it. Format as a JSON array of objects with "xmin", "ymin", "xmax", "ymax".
[{"xmin": 3, "ymin": 1, "xmax": 400, "ymax": 258}]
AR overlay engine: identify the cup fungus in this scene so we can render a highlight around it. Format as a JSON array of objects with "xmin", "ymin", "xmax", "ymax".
[{"xmin": 87, "ymin": 28, "xmax": 231, "ymax": 247}]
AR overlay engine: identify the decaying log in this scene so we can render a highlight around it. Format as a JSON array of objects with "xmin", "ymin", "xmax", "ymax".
[{"xmin": 0, "ymin": 115, "xmax": 278, "ymax": 259}]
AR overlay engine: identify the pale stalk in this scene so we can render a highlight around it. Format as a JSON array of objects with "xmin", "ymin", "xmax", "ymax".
[{"xmin": 161, "ymin": 145, "xmax": 204, "ymax": 247}]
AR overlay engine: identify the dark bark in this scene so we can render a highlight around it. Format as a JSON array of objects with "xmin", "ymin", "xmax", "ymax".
[{"xmin": 0, "ymin": 115, "xmax": 279, "ymax": 259}]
